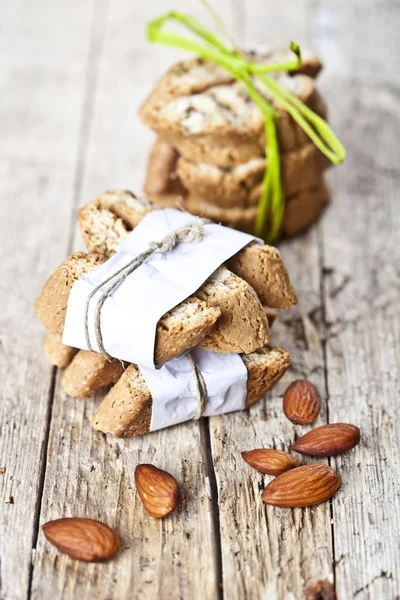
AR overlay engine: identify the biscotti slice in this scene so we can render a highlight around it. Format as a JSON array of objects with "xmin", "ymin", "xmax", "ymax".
[
  {"xmin": 141, "ymin": 73, "xmax": 327, "ymax": 167},
  {"xmin": 140, "ymin": 51, "xmax": 322, "ymax": 129},
  {"xmin": 34, "ymin": 252, "xmax": 271, "ymax": 361},
  {"xmin": 193, "ymin": 266, "xmax": 269, "ymax": 354},
  {"xmin": 78, "ymin": 201, "xmax": 130, "ymax": 258},
  {"xmin": 77, "ymin": 193, "xmax": 297, "ymax": 310},
  {"xmin": 281, "ymin": 178, "xmax": 330, "ymax": 236},
  {"xmin": 181, "ymin": 178, "xmax": 330, "ymax": 238},
  {"xmin": 143, "ymin": 138, "xmax": 182, "ymax": 196},
  {"xmin": 227, "ymin": 243, "xmax": 297, "ymax": 308},
  {"xmin": 160, "ymin": 79, "xmax": 328, "ymax": 167},
  {"xmin": 63, "ymin": 277, "xmax": 270, "ymax": 397},
  {"xmin": 92, "ymin": 345, "xmax": 291, "ymax": 438},
  {"xmin": 160, "ymin": 131, "xmax": 266, "ymax": 170},
  {"xmin": 34, "ymin": 252, "xmax": 106, "ymax": 336},
  {"xmin": 78, "ymin": 190, "xmax": 155, "ymax": 256},
  {"xmin": 175, "ymin": 142, "xmax": 331, "ymax": 207},
  {"xmin": 43, "ymin": 333, "xmax": 78, "ymax": 368},
  {"xmin": 34, "ymin": 253, "xmax": 221, "ymax": 366},
  {"xmin": 176, "ymin": 156, "xmax": 265, "ymax": 208},
  {"xmin": 62, "ymin": 350, "xmax": 124, "ymax": 398},
  {"xmin": 53, "ymin": 270, "xmax": 269, "ymax": 379},
  {"xmin": 96, "ymin": 190, "xmax": 153, "ymax": 229},
  {"xmin": 140, "ymin": 51, "xmax": 322, "ymax": 114}
]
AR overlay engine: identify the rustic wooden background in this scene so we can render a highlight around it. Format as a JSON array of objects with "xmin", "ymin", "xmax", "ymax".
[{"xmin": 1, "ymin": 0, "xmax": 399, "ymax": 598}]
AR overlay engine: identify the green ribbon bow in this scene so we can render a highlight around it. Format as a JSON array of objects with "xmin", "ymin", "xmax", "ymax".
[{"xmin": 147, "ymin": 6, "xmax": 345, "ymax": 242}]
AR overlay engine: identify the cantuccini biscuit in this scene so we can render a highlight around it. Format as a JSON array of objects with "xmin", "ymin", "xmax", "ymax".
[
  {"xmin": 34, "ymin": 253, "xmax": 223, "ymax": 366},
  {"xmin": 141, "ymin": 73, "xmax": 327, "ymax": 167},
  {"xmin": 181, "ymin": 179, "xmax": 330, "ymax": 237},
  {"xmin": 62, "ymin": 351, "xmax": 125, "ymax": 398},
  {"xmin": 91, "ymin": 345, "xmax": 291, "ymax": 438},
  {"xmin": 43, "ymin": 333, "xmax": 78, "ymax": 368},
  {"xmin": 34, "ymin": 253, "xmax": 271, "ymax": 363},
  {"xmin": 77, "ymin": 191, "xmax": 297, "ymax": 309},
  {"xmin": 175, "ymin": 142, "xmax": 331, "ymax": 207}
]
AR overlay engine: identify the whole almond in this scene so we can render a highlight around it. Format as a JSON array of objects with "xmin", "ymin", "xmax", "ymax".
[
  {"xmin": 283, "ymin": 380, "xmax": 321, "ymax": 424},
  {"xmin": 42, "ymin": 517, "xmax": 120, "ymax": 562},
  {"xmin": 241, "ymin": 449, "xmax": 300, "ymax": 475},
  {"xmin": 306, "ymin": 579, "xmax": 336, "ymax": 600},
  {"xmin": 135, "ymin": 464, "xmax": 181, "ymax": 519},
  {"xmin": 262, "ymin": 464, "xmax": 341, "ymax": 507},
  {"xmin": 293, "ymin": 423, "xmax": 360, "ymax": 457}
]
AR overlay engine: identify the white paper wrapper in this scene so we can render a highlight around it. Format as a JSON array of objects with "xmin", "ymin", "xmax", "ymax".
[
  {"xmin": 63, "ymin": 208, "xmax": 259, "ymax": 367},
  {"xmin": 139, "ymin": 348, "xmax": 248, "ymax": 431}
]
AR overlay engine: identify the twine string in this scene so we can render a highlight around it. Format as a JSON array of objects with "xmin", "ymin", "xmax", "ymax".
[
  {"xmin": 83, "ymin": 217, "xmax": 210, "ymax": 360},
  {"xmin": 187, "ymin": 353, "xmax": 208, "ymax": 420}
]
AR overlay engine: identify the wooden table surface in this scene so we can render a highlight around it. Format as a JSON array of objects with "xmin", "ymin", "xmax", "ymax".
[{"xmin": 1, "ymin": 1, "xmax": 399, "ymax": 598}]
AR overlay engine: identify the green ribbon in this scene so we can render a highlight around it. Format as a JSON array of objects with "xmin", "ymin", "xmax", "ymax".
[{"xmin": 147, "ymin": 10, "xmax": 346, "ymax": 242}]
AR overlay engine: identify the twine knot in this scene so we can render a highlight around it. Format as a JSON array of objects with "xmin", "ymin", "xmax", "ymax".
[
  {"xmin": 83, "ymin": 216, "xmax": 210, "ymax": 362},
  {"xmin": 81, "ymin": 215, "xmax": 211, "ymax": 422},
  {"xmin": 147, "ymin": 217, "xmax": 207, "ymax": 254}
]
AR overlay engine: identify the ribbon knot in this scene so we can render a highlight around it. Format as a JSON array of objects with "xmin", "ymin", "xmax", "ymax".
[{"xmin": 147, "ymin": 8, "xmax": 346, "ymax": 241}]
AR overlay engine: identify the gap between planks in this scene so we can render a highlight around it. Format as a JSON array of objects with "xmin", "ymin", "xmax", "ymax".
[
  {"xmin": 27, "ymin": 0, "xmax": 110, "ymax": 595},
  {"xmin": 67, "ymin": 0, "xmax": 110, "ymax": 254},
  {"xmin": 27, "ymin": 367, "xmax": 57, "ymax": 597},
  {"xmin": 317, "ymin": 220, "xmax": 337, "ymax": 594}
]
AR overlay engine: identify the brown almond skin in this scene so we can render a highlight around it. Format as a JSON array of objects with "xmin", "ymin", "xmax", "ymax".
[
  {"xmin": 306, "ymin": 579, "xmax": 336, "ymax": 600},
  {"xmin": 42, "ymin": 517, "xmax": 120, "ymax": 562},
  {"xmin": 293, "ymin": 423, "xmax": 360, "ymax": 457},
  {"xmin": 135, "ymin": 464, "xmax": 181, "ymax": 519},
  {"xmin": 262, "ymin": 464, "xmax": 341, "ymax": 508},
  {"xmin": 241, "ymin": 449, "xmax": 300, "ymax": 475},
  {"xmin": 283, "ymin": 380, "xmax": 321, "ymax": 424}
]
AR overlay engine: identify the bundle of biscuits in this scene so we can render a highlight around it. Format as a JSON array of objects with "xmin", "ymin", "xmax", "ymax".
[
  {"xmin": 140, "ymin": 49, "xmax": 331, "ymax": 236},
  {"xmin": 35, "ymin": 191, "xmax": 298, "ymax": 438}
]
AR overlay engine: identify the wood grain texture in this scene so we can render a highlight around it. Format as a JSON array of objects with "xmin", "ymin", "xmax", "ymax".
[
  {"xmin": 0, "ymin": 1, "xmax": 96, "ymax": 598},
  {"xmin": 30, "ymin": 1, "xmax": 225, "ymax": 598},
  {"xmin": 1, "ymin": 0, "xmax": 400, "ymax": 599},
  {"xmin": 208, "ymin": 5, "xmax": 335, "ymax": 598},
  {"xmin": 31, "ymin": 381, "xmax": 220, "ymax": 600},
  {"xmin": 316, "ymin": 2, "xmax": 400, "ymax": 595}
]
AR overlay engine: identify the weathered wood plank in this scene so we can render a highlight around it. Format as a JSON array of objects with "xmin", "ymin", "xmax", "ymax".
[
  {"xmin": 31, "ymin": 382, "xmax": 220, "ymax": 600},
  {"xmin": 30, "ymin": 1, "xmax": 236, "ymax": 597},
  {"xmin": 209, "ymin": 1, "xmax": 334, "ymax": 598},
  {"xmin": 3, "ymin": 0, "xmax": 400, "ymax": 598},
  {"xmin": 317, "ymin": 1, "xmax": 400, "ymax": 594},
  {"xmin": 0, "ymin": 1, "xmax": 96, "ymax": 598}
]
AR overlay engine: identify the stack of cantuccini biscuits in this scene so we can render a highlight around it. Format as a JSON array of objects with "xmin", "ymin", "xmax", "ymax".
[
  {"xmin": 140, "ymin": 48, "xmax": 331, "ymax": 236},
  {"xmin": 35, "ymin": 191, "xmax": 298, "ymax": 438}
]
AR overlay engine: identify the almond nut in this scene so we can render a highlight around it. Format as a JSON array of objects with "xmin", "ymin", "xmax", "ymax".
[
  {"xmin": 42, "ymin": 517, "xmax": 120, "ymax": 562},
  {"xmin": 306, "ymin": 579, "xmax": 336, "ymax": 600},
  {"xmin": 135, "ymin": 464, "xmax": 181, "ymax": 519},
  {"xmin": 283, "ymin": 380, "xmax": 321, "ymax": 424},
  {"xmin": 293, "ymin": 423, "xmax": 360, "ymax": 456},
  {"xmin": 241, "ymin": 448, "xmax": 300, "ymax": 475},
  {"xmin": 261, "ymin": 464, "xmax": 341, "ymax": 507}
]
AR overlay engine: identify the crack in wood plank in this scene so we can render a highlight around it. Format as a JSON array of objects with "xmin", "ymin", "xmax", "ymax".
[
  {"xmin": 29, "ymin": 1, "xmax": 227, "ymax": 598},
  {"xmin": 67, "ymin": 0, "xmax": 110, "ymax": 256},
  {"xmin": 27, "ymin": 367, "xmax": 57, "ymax": 598},
  {"xmin": 27, "ymin": 2, "xmax": 110, "ymax": 597},
  {"xmin": 0, "ymin": 0, "xmax": 100, "ymax": 597}
]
